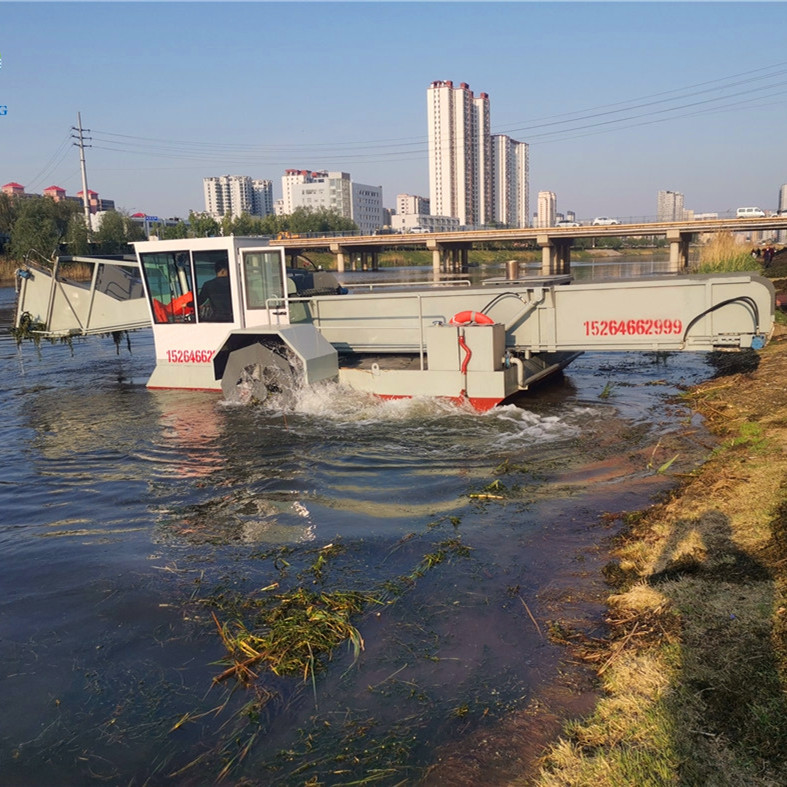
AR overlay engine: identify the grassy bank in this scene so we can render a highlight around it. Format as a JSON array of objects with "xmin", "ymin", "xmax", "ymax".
[{"xmin": 534, "ymin": 267, "xmax": 787, "ymax": 785}]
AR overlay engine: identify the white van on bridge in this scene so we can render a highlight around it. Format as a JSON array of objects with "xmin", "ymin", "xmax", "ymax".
[{"xmin": 737, "ymin": 207, "xmax": 766, "ymax": 218}]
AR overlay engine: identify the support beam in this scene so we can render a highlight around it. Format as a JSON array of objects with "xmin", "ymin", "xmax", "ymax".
[
  {"xmin": 426, "ymin": 241, "xmax": 470, "ymax": 276},
  {"xmin": 538, "ymin": 235, "xmax": 573, "ymax": 275},
  {"xmin": 538, "ymin": 235, "xmax": 557, "ymax": 275},
  {"xmin": 329, "ymin": 243, "xmax": 346, "ymax": 273},
  {"xmin": 666, "ymin": 230, "xmax": 691, "ymax": 272},
  {"xmin": 432, "ymin": 248, "xmax": 441, "ymax": 278}
]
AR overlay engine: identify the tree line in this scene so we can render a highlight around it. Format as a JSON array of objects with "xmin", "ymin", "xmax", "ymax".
[{"xmin": 0, "ymin": 192, "xmax": 358, "ymax": 261}]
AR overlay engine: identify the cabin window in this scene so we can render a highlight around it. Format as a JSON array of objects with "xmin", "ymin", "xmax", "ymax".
[
  {"xmin": 139, "ymin": 251, "xmax": 195, "ymax": 324},
  {"xmin": 194, "ymin": 250, "xmax": 233, "ymax": 323},
  {"xmin": 243, "ymin": 251, "xmax": 285, "ymax": 310}
]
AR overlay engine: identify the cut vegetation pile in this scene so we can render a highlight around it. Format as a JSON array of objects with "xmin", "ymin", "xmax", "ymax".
[{"xmin": 536, "ymin": 267, "xmax": 787, "ymax": 785}]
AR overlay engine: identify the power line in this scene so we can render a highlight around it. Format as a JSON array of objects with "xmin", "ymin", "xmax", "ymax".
[{"xmin": 28, "ymin": 60, "xmax": 787, "ymax": 180}]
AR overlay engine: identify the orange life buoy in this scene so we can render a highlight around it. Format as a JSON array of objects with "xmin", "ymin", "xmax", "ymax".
[{"xmin": 449, "ymin": 310, "xmax": 494, "ymax": 326}]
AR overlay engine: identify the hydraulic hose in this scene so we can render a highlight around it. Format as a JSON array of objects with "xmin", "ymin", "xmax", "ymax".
[{"xmin": 682, "ymin": 296, "xmax": 760, "ymax": 344}]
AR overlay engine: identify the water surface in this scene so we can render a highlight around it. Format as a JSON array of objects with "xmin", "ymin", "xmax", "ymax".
[{"xmin": 0, "ymin": 268, "xmax": 717, "ymax": 785}]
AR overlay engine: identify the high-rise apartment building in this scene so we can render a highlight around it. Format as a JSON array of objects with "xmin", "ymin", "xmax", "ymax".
[
  {"xmin": 657, "ymin": 190, "xmax": 685, "ymax": 222},
  {"xmin": 491, "ymin": 135, "xmax": 529, "ymax": 228},
  {"xmin": 252, "ymin": 179, "xmax": 273, "ymax": 217},
  {"xmin": 427, "ymin": 81, "xmax": 528, "ymax": 228},
  {"xmin": 427, "ymin": 80, "xmax": 490, "ymax": 226},
  {"xmin": 536, "ymin": 191, "xmax": 557, "ymax": 228},
  {"xmin": 203, "ymin": 175, "xmax": 273, "ymax": 219},
  {"xmin": 352, "ymin": 182, "xmax": 384, "ymax": 235}
]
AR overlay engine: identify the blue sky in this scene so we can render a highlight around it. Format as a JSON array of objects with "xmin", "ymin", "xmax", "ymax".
[{"xmin": 1, "ymin": 2, "xmax": 786, "ymax": 222}]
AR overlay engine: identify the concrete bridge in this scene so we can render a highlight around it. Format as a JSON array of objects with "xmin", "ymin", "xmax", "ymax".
[{"xmin": 277, "ymin": 216, "xmax": 787, "ymax": 275}]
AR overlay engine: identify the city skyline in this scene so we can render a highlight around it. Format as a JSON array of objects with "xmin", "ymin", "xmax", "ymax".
[{"xmin": 1, "ymin": 3, "xmax": 785, "ymax": 221}]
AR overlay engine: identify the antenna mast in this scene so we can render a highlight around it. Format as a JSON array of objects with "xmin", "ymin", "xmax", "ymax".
[{"xmin": 72, "ymin": 112, "xmax": 92, "ymax": 237}]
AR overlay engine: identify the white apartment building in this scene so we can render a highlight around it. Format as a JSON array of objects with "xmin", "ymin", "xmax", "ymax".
[
  {"xmin": 396, "ymin": 194, "xmax": 430, "ymax": 216},
  {"xmin": 428, "ymin": 81, "xmax": 528, "ymax": 228},
  {"xmin": 392, "ymin": 194, "xmax": 456, "ymax": 233},
  {"xmin": 657, "ymin": 190, "xmax": 685, "ymax": 222},
  {"xmin": 281, "ymin": 170, "xmax": 383, "ymax": 234},
  {"xmin": 203, "ymin": 175, "xmax": 273, "ymax": 219},
  {"xmin": 427, "ymin": 80, "xmax": 491, "ymax": 227},
  {"xmin": 352, "ymin": 183, "xmax": 384, "ymax": 235},
  {"xmin": 252, "ymin": 179, "xmax": 273, "ymax": 217},
  {"xmin": 491, "ymin": 135, "xmax": 530, "ymax": 227},
  {"xmin": 536, "ymin": 191, "xmax": 557, "ymax": 228}
]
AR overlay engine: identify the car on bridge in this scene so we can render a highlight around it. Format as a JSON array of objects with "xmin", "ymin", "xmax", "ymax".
[
  {"xmin": 592, "ymin": 217, "xmax": 620, "ymax": 226},
  {"xmin": 736, "ymin": 207, "xmax": 766, "ymax": 218},
  {"xmin": 556, "ymin": 220, "xmax": 581, "ymax": 227}
]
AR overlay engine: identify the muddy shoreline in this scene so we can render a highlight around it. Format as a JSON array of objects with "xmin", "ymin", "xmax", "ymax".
[{"xmin": 530, "ymin": 317, "xmax": 787, "ymax": 781}]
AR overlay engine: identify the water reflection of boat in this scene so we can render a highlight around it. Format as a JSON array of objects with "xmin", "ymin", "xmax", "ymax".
[{"xmin": 14, "ymin": 236, "xmax": 774, "ymax": 412}]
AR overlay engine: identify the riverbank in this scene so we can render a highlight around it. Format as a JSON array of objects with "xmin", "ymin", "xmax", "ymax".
[{"xmin": 534, "ymin": 266, "xmax": 787, "ymax": 784}]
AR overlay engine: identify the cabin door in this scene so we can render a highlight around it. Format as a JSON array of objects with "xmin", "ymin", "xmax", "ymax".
[{"xmin": 239, "ymin": 247, "xmax": 290, "ymax": 327}]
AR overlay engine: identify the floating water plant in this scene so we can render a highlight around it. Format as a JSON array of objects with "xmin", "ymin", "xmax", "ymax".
[
  {"xmin": 599, "ymin": 380, "xmax": 616, "ymax": 399},
  {"xmin": 212, "ymin": 587, "xmax": 371, "ymax": 685}
]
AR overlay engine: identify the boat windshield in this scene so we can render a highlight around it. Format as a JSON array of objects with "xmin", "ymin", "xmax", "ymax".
[
  {"xmin": 139, "ymin": 249, "xmax": 234, "ymax": 324},
  {"xmin": 243, "ymin": 250, "xmax": 285, "ymax": 311}
]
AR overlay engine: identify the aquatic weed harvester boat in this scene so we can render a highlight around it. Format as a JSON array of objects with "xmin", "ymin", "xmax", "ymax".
[{"xmin": 13, "ymin": 236, "xmax": 775, "ymax": 410}]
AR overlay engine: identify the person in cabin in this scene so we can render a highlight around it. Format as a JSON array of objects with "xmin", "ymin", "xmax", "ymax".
[{"xmin": 198, "ymin": 261, "xmax": 233, "ymax": 322}]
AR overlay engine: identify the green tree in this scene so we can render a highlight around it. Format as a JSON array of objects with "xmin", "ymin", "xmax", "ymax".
[
  {"xmin": 64, "ymin": 212, "xmax": 90, "ymax": 255},
  {"xmin": 288, "ymin": 207, "xmax": 357, "ymax": 234},
  {"xmin": 94, "ymin": 210, "xmax": 128, "ymax": 254},
  {"xmin": 10, "ymin": 196, "xmax": 75, "ymax": 261},
  {"xmin": 124, "ymin": 214, "xmax": 146, "ymax": 243},
  {"xmin": 221, "ymin": 212, "xmax": 269, "ymax": 236},
  {"xmin": 153, "ymin": 220, "xmax": 190, "ymax": 240},
  {"xmin": 0, "ymin": 192, "xmax": 16, "ymax": 235},
  {"xmin": 259, "ymin": 213, "xmax": 282, "ymax": 235},
  {"xmin": 93, "ymin": 210, "xmax": 146, "ymax": 254},
  {"xmin": 187, "ymin": 211, "xmax": 220, "ymax": 238}
]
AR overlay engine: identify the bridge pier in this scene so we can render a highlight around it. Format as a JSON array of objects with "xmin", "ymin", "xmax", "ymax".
[
  {"xmin": 329, "ymin": 243, "xmax": 346, "ymax": 273},
  {"xmin": 538, "ymin": 235, "xmax": 572, "ymax": 275},
  {"xmin": 427, "ymin": 241, "xmax": 469, "ymax": 276},
  {"xmin": 330, "ymin": 245, "xmax": 379, "ymax": 273},
  {"xmin": 666, "ymin": 230, "xmax": 691, "ymax": 272}
]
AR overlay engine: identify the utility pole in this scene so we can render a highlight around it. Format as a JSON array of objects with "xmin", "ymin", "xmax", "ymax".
[{"xmin": 72, "ymin": 112, "xmax": 92, "ymax": 238}]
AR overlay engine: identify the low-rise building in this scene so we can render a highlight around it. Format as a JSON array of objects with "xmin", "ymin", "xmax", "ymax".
[
  {"xmin": 282, "ymin": 169, "xmax": 384, "ymax": 234},
  {"xmin": 389, "ymin": 213, "xmax": 460, "ymax": 233}
]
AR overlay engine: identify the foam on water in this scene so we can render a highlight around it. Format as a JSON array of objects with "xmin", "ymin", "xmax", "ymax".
[{"xmin": 223, "ymin": 377, "xmax": 585, "ymax": 453}]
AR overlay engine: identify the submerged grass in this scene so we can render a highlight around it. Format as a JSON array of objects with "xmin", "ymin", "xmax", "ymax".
[
  {"xmin": 211, "ymin": 587, "xmax": 370, "ymax": 684},
  {"xmin": 536, "ymin": 331, "xmax": 787, "ymax": 785},
  {"xmin": 176, "ymin": 531, "xmax": 477, "ymax": 782}
]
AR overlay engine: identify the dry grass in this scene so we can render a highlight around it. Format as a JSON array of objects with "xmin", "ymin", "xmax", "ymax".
[
  {"xmin": 536, "ymin": 333, "xmax": 787, "ymax": 785},
  {"xmin": 692, "ymin": 232, "xmax": 763, "ymax": 273}
]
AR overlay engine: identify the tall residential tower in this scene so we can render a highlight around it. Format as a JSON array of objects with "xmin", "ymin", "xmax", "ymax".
[
  {"xmin": 427, "ymin": 81, "xmax": 528, "ymax": 228},
  {"xmin": 657, "ymin": 190, "xmax": 685, "ymax": 222},
  {"xmin": 203, "ymin": 175, "xmax": 273, "ymax": 219},
  {"xmin": 427, "ymin": 80, "xmax": 490, "ymax": 227},
  {"xmin": 536, "ymin": 191, "xmax": 557, "ymax": 228}
]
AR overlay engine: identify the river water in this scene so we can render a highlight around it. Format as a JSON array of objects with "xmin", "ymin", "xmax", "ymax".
[{"xmin": 0, "ymin": 260, "xmax": 717, "ymax": 785}]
